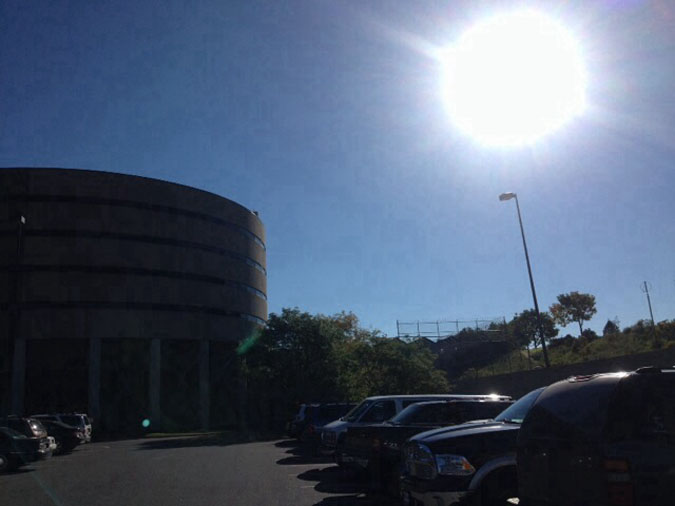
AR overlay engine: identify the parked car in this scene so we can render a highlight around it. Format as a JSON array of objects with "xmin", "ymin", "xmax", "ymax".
[
  {"xmin": 0, "ymin": 416, "xmax": 51, "ymax": 459},
  {"xmin": 298, "ymin": 403, "xmax": 356, "ymax": 453},
  {"xmin": 286, "ymin": 403, "xmax": 312, "ymax": 439},
  {"xmin": 0, "ymin": 427, "xmax": 42, "ymax": 472},
  {"xmin": 518, "ymin": 367, "xmax": 675, "ymax": 506},
  {"xmin": 344, "ymin": 397, "xmax": 513, "ymax": 494},
  {"xmin": 321, "ymin": 394, "xmax": 507, "ymax": 465},
  {"xmin": 286, "ymin": 402, "xmax": 354, "ymax": 441},
  {"xmin": 400, "ymin": 387, "xmax": 545, "ymax": 506},
  {"xmin": 38, "ymin": 420, "xmax": 85, "ymax": 454},
  {"xmin": 32, "ymin": 413, "xmax": 92, "ymax": 443}
]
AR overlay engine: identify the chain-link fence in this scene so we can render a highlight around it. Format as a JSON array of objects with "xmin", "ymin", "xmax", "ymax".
[{"xmin": 396, "ymin": 318, "xmax": 506, "ymax": 340}]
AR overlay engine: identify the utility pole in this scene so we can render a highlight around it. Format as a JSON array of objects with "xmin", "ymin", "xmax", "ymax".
[{"xmin": 641, "ymin": 281, "xmax": 656, "ymax": 336}]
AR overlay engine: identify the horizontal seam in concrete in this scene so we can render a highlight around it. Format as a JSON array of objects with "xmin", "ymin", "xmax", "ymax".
[
  {"xmin": 0, "ymin": 264, "xmax": 267, "ymax": 300},
  {"xmin": 0, "ymin": 229, "xmax": 267, "ymax": 275},
  {"xmin": 4, "ymin": 193, "xmax": 266, "ymax": 250}
]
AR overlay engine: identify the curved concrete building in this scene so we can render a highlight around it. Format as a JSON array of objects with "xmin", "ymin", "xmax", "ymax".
[{"xmin": 0, "ymin": 168, "xmax": 267, "ymax": 433}]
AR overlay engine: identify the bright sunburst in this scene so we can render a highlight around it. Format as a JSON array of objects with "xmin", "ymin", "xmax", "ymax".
[{"xmin": 441, "ymin": 10, "xmax": 587, "ymax": 147}]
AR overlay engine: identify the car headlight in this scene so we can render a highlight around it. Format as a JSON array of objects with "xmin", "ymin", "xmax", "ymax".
[{"xmin": 435, "ymin": 454, "xmax": 476, "ymax": 476}]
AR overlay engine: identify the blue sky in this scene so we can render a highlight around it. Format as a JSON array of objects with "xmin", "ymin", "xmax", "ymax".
[{"xmin": 2, "ymin": 0, "xmax": 674, "ymax": 337}]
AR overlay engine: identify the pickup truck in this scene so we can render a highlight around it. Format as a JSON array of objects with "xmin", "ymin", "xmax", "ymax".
[
  {"xmin": 344, "ymin": 397, "xmax": 512, "ymax": 494},
  {"xmin": 320, "ymin": 394, "xmax": 499, "ymax": 465},
  {"xmin": 400, "ymin": 387, "xmax": 545, "ymax": 506}
]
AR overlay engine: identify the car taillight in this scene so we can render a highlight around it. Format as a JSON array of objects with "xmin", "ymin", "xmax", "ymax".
[
  {"xmin": 605, "ymin": 459, "xmax": 633, "ymax": 506},
  {"xmin": 307, "ymin": 424, "xmax": 315, "ymax": 434}
]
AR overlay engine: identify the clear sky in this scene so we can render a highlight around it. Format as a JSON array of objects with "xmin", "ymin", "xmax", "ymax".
[{"xmin": 2, "ymin": 0, "xmax": 674, "ymax": 337}]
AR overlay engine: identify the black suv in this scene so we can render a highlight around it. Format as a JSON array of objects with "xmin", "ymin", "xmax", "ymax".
[
  {"xmin": 400, "ymin": 387, "xmax": 545, "ymax": 506},
  {"xmin": 518, "ymin": 367, "xmax": 675, "ymax": 506},
  {"xmin": 344, "ymin": 397, "xmax": 512, "ymax": 494},
  {"xmin": 0, "ymin": 427, "xmax": 42, "ymax": 472},
  {"xmin": 0, "ymin": 416, "xmax": 50, "ymax": 459}
]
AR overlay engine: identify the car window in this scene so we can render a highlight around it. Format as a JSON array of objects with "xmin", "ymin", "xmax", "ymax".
[
  {"xmin": 607, "ymin": 375, "xmax": 675, "ymax": 443},
  {"xmin": 360, "ymin": 400, "xmax": 396, "ymax": 423},
  {"xmin": 495, "ymin": 388, "xmax": 545, "ymax": 424},
  {"xmin": 394, "ymin": 403, "xmax": 452, "ymax": 424},
  {"xmin": 61, "ymin": 415, "xmax": 84, "ymax": 426}
]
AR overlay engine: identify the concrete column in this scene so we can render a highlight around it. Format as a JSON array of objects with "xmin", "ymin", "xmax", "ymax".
[
  {"xmin": 88, "ymin": 338, "xmax": 101, "ymax": 422},
  {"xmin": 149, "ymin": 338, "xmax": 161, "ymax": 429},
  {"xmin": 199, "ymin": 340, "xmax": 210, "ymax": 430},
  {"xmin": 10, "ymin": 337, "xmax": 25, "ymax": 415}
]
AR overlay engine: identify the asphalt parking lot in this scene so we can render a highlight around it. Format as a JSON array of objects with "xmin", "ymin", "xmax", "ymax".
[{"xmin": 0, "ymin": 437, "xmax": 393, "ymax": 506}]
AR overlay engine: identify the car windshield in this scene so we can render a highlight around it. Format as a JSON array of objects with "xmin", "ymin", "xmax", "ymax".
[
  {"xmin": 342, "ymin": 400, "xmax": 373, "ymax": 422},
  {"xmin": 495, "ymin": 388, "xmax": 546, "ymax": 424}
]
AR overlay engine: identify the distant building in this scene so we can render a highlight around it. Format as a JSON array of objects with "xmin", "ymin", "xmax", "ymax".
[{"xmin": 0, "ymin": 168, "xmax": 267, "ymax": 434}]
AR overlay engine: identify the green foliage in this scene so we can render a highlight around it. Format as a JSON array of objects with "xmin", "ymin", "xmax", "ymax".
[
  {"xmin": 602, "ymin": 319, "xmax": 620, "ymax": 336},
  {"xmin": 509, "ymin": 309, "xmax": 558, "ymax": 348},
  {"xmin": 550, "ymin": 291, "xmax": 597, "ymax": 335},
  {"xmin": 459, "ymin": 318, "xmax": 675, "ymax": 380},
  {"xmin": 243, "ymin": 308, "xmax": 449, "ymax": 427}
]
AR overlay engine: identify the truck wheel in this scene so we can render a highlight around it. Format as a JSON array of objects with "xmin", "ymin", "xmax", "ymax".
[{"xmin": 479, "ymin": 468, "xmax": 517, "ymax": 506}]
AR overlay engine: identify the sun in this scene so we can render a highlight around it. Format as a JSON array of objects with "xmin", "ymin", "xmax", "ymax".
[{"xmin": 441, "ymin": 10, "xmax": 587, "ymax": 147}]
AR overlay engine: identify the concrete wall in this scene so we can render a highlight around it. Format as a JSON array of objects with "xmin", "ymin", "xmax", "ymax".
[
  {"xmin": 0, "ymin": 168, "xmax": 267, "ymax": 432},
  {"xmin": 451, "ymin": 346, "xmax": 675, "ymax": 398}
]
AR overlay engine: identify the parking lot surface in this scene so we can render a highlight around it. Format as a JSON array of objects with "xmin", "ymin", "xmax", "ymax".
[{"xmin": 0, "ymin": 437, "xmax": 392, "ymax": 506}]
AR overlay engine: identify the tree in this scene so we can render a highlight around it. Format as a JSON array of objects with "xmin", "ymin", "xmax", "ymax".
[
  {"xmin": 549, "ymin": 291, "xmax": 597, "ymax": 336},
  {"xmin": 509, "ymin": 309, "xmax": 558, "ymax": 348},
  {"xmin": 243, "ymin": 307, "xmax": 450, "ymax": 429},
  {"xmin": 602, "ymin": 319, "xmax": 619, "ymax": 336}
]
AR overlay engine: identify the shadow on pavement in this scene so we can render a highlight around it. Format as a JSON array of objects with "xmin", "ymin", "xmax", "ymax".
[
  {"xmin": 136, "ymin": 435, "xmax": 253, "ymax": 451},
  {"xmin": 275, "ymin": 439, "xmax": 298, "ymax": 448},
  {"xmin": 297, "ymin": 466, "xmax": 369, "ymax": 494},
  {"xmin": 276, "ymin": 454, "xmax": 333, "ymax": 465},
  {"xmin": 312, "ymin": 493, "xmax": 396, "ymax": 506}
]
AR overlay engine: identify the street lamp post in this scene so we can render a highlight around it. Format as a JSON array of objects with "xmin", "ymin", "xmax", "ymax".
[{"xmin": 499, "ymin": 192, "xmax": 550, "ymax": 368}]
